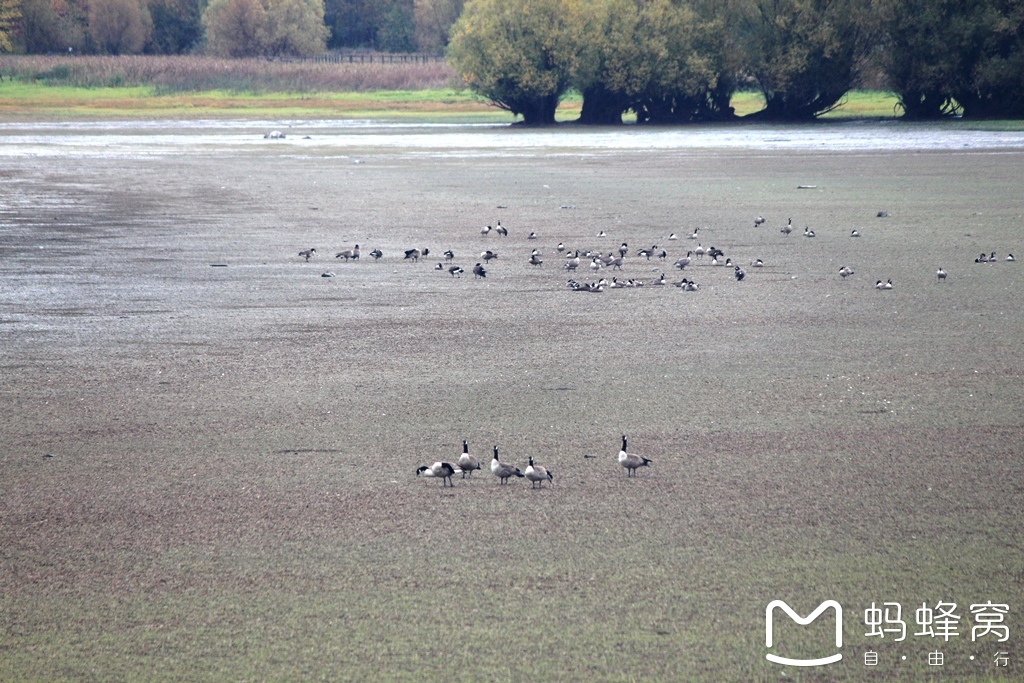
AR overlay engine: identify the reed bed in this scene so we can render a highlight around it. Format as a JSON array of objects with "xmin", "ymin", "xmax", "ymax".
[{"xmin": 0, "ymin": 55, "xmax": 458, "ymax": 93}]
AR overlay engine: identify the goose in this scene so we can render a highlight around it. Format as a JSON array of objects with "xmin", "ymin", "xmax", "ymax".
[
  {"xmin": 481, "ymin": 250, "xmax": 499, "ymax": 263},
  {"xmin": 752, "ymin": 259, "xmax": 764, "ymax": 268},
  {"xmin": 481, "ymin": 225, "xmax": 492, "ymax": 236},
  {"xmin": 529, "ymin": 252, "xmax": 543, "ymax": 267},
  {"xmin": 618, "ymin": 435, "xmax": 652, "ymax": 477},
  {"xmin": 264, "ymin": 130, "xmax": 286, "ymax": 139},
  {"xmin": 694, "ymin": 244, "xmax": 706, "ymax": 258},
  {"xmin": 711, "ymin": 255, "xmax": 723, "ymax": 266},
  {"xmin": 1007, "ymin": 253, "xmax": 1016, "ymax": 261},
  {"xmin": 780, "ymin": 220, "xmax": 793, "ymax": 236},
  {"xmin": 850, "ymin": 230, "xmax": 861, "ymax": 237},
  {"xmin": 457, "ymin": 440, "xmax": 481, "ymax": 478},
  {"xmin": 443, "ymin": 249, "xmax": 455, "ymax": 261},
  {"xmin": 609, "ymin": 256, "xmax": 624, "ymax": 270},
  {"xmin": 404, "ymin": 248, "xmax": 428, "ymax": 262},
  {"xmin": 590, "ymin": 258, "xmax": 602, "ymax": 271},
  {"xmin": 674, "ymin": 252, "xmax": 692, "ymax": 270},
  {"xmin": 435, "ymin": 262, "xmax": 444, "ymax": 270},
  {"xmin": 491, "ymin": 446, "xmax": 524, "ymax": 484},
  {"xmin": 495, "ymin": 222, "xmax": 508, "ymax": 237},
  {"xmin": 681, "ymin": 279, "xmax": 699, "ymax": 291},
  {"xmin": 688, "ymin": 228, "xmax": 699, "ymax": 239},
  {"xmin": 975, "ymin": 253, "xmax": 988, "ymax": 263},
  {"xmin": 449, "ymin": 265, "xmax": 464, "ymax": 278},
  {"xmin": 321, "ymin": 272, "xmax": 335, "ymax": 278},
  {"xmin": 990, "ymin": 251, "xmax": 997, "ymax": 261},
  {"xmin": 336, "ymin": 244, "xmax": 360, "ymax": 261},
  {"xmin": 528, "ymin": 232, "xmax": 538, "ymax": 240},
  {"xmin": 637, "ymin": 245, "xmax": 658, "ymax": 260},
  {"xmin": 416, "ymin": 461, "xmax": 460, "ymax": 487},
  {"xmin": 839, "ymin": 266, "xmax": 854, "ymax": 279},
  {"xmin": 668, "ymin": 233, "xmax": 678, "ymax": 240},
  {"xmin": 557, "ymin": 242, "xmax": 565, "ymax": 253},
  {"xmin": 369, "ymin": 248, "xmax": 383, "ymax": 260},
  {"xmin": 652, "ymin": 273, "xmax": 667, "ymax": 285},
  {"xmin": 707, "ymin": 246, "xmax": 724, "ymax": 260},
  {"xmin": 877, "ymin": 210, "xmax": 890, "ymax": 217},
  {"xmin": 473, "ymin": 263, "xmax": 487, "ymax": 278},
  {"xmin": 754, "ymin": 215, "xmax": 767, "ymax": 227},
  {"xmin": 658, "ymin": 249, "xmax": 668, "ymax": 260},
  {"xmin": 936, "ymin": 267, "xmax": 947, "ymax": 281},
  {"xmin": 803, "ymin": 227, "xmax": 816, "ymax": 238},
  {"xmin": 609, "ymin": 277, "xmax": 626, "ymax": 289},
  {"xmin": 597, "ymin": 230, "xmax": 607, "ymax": 237},
  {"xmin": 734, "ymin": 265, "xmax": 746, "ymax": 281},
  {"xmin": 875, "ymin": 279, "xmax": 893, "ymax": 290},
  {"xmin": 619, "ymin": 243, "xmax": 629, "ymax": 258},
  {"xmin": 564, "ymin": 254, "xmax": 580, "ymax": 271},
  {"xmin": 298, "ymin": 248, "xmax": 317, "ymax": 261},
  {"xmin": 525, "ymin": 457, "xmax": 553, "ymax": 488}
]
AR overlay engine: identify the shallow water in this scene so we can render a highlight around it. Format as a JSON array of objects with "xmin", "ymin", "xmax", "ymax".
[{"xmin": 2, "ymin": 119, "xmax": 1024, "ymax": 158}]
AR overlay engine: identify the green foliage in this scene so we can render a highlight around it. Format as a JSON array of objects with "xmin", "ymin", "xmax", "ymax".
[
  {"xmin": 0, "ymin": 0, "xmax": 20, "ymax": 52},
  {"xmin": 741, "ymin": 0, "xmax": 872, "ymax": 120},
  {"xmin": 147, "ymin": 0, "xmax": 204, "ymax": 54},
  {"xmin": 203, "ymin": 0, "xmax": 328, "ymax": 57},
  {"xmin": 88, "ymin": 0, "xmax": 152, "ymax": 55},
  {"xmin": 447, "ymin": 0, "xmax": 588, "ymax": 124}
]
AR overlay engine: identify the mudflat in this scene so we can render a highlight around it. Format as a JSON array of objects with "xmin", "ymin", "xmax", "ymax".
[{"xmin": 1, "ymin": 124, "xmax": 1022, "ymax": 681}]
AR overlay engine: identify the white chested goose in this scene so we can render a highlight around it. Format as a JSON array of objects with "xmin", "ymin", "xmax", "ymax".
[
  {"xmin": 936, "ymin": 267, "xmax": 947, "ymax": 282},
  {"xmin": 417, "ymin": 461, "xmax": 460, "ymax": 487},
  {"xmin": 457, "ymin": 440, "xmax": 481, "ymax": 478},
  {"xmin": 336, "ymin": 245, "xmax": 360, "ymax": 261},
  {"xmin": 299, "ymin": 248, "xmax": 317, "ymax": 261},
  {"xmin": 525, "ymin": 457, "xmax": 553, "ymax": 488},
  {"xmin": 491, "ymin": 446, "xmax": 523, "ymax": 484},
  {"xmin": 618, "ymin": 435, "xmax": 652, "ymax": 477}
]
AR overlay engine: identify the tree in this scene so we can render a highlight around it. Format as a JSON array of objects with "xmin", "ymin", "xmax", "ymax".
[
  {"xmin": 0, "ymin": 0, "xmax": 21, "ymax": 52},
  {"xmin": 947, "ymin": 0, "xmax": 1024, "ymax": 118},
  {"xmin": 376, "ymin": 0, "xmax": 416, "ymax": 51},
  {"xmin": 324, "ymin": 0, "xmax": 373, "ymax": 48},
  {"xmin": 448, "ymin": 0, "xmax": 588, "ymax": 125},
  {"xmin": 204, "ymin": 0, "xmax": 267, "ymax": 56},
  {"xmin": 741, "ymin": 0, "xmax": 872, "ymax": 120},
  {"xmin": 88, "ymin": 0, "xmax": 152, "ymax": 54},
  {"xmin": 263, "ymin": 0, "xmax": 329, "ymax": 56},
  {"xmin": 147, "ymin": 0, "xmax": 204, "ymax": 54},
  {"xmin": 415, "ymin": 0, "xmax": 464, "ymax": 54}
]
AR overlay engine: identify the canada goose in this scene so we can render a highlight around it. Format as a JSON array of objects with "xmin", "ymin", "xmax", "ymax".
[
  {"xmin": 321, "ymin": 272, "xmax": 335, "ymax": 278},
  {"xmin": 529, "ymin": 252, "xmax": 543, "ymax": 267},
  {"xmin": 875, "ymin": 279, "xmax": 893, "ymax": 290},
  {"xmin": 435, "ymin": 262, "xmax": 444, "ymax": 270},
  {"xmin": 674, "ymin": 252, "xmax": 692, "ymax": 270},
  {"xmin": 990, "ymin": 252, "xmax": 997, "ymax": 261},
  {"xmin": 688, "ymin": 228, "xmax": 699, "ymax": 239},
  {"xmin": 976, "ymin": 253, "xmax": 988, "ymax": 263},
  {"xmin": 668, "ymin": 233, "xmax": 678, "ymax": 240},
  {"xmin": 590, "ymin": 258, "xmax": 602, "ymax": 271},
  {"xmin": 707, "ymin": 246, "xmax": 724, "ymax": 260},
  {"xmin": 443, "ymin": 249, "xmax": 455, "ymax": 261},
  {"xmin": 481, "ymin": 250, "xmax": 499, "ymax": 263},
  {"xmin": 619, "ymin": 243, "xmax": 629, "ymax": 258},
  {"xmin": 752, "ymin": 259, "xmax": 764, "ymax": 268},
  {"xmin": 681, "ymin": 279, "xmax": 699, "ymax": 291},
  {"xmin": 734, "ymin": 265, "xmax": 746, "ymax": 281},
  {"xmin": 652, "ymin": 273, "xmax": 667, "ymax": 285},
  {"xmin": 473, "ymin": 263, "xmax": 487, "ymax": 278},
  {"xmin": 609, "ymin": 277, "xmax": 626, "ymax": 288},
  {"xmin": 1007, "ymin": 253, "xmax": 1016, "ymax": 261},
  {"xmin": 449, "ymin": 265, "xmax": 464, "ymax": 277},
  {"xmin": 638, "ymin": 245, "xmax": 657, "ymax": 260},
  {"xmin": 416, "ymin": 461, "xmax": 460, "ymax": 487},
  {"xmin": 618, "ymin": 435, "xmax": 652, "ymax": 477},
  {"xmin": 803, "ymin": 227, "xmax": 816, "ymax": 237},
  {"xmin": 780, "ymin": 219, "xmax": 793, "ymax": 236},
  {"xmin": 495, "ymin": 222, "xmax": 508, "ymax": 237},
  {"xmin": 528, "ymin": 232, "xmax": 537, "ymax": 240},
  {"xmin": 609, "ymin": 257, "xmax": 624, "ymax": 270},
  {"xmin": 877, "ymin": 210, "xmax": 890, "ymax": 217},
  {"xmin": 557, "ymin": 242, "xmax": 565, "ymax": 253},
  {"xmin": 694, "ymin": 244, "xmax": 706, "ymax": 258},
  {"xmin": 525, "ymin": 457, "xmax": 553, "ymax": 488},
  {"xmin": 298, "ymin": 248, "xmax": 317, "ymax": 261},
  {"xmin": 404, "ymin": 248, "xmax": 428, "ymax": 262},
  {"xmin": 658, "ymin": 250, "xmax": 668, "ymax": 260},
  {"xmin": 491, "ymin": 446, "xmax": 524, "ymax": 484},
  {"xmin": 936, "ymin": 267, "xmax": 947, "ymax": 281},
  {"xmin": 754, "ymin": 215, "xmax": 767, "ymax": 226},
  {"xmin": 336, "ymin": 244, "xmax": 360, "ymax": 261},
  {"xmin": 458, "ymin": 440, "xmax": 481, "ymax": 478},
  {"xmin": 839, "ymin": 266, "xmax": 854, "ymax": 279},
  {"xmin": 481, "ymin": 225, "xmax": 492, "ymax": 236},
  {"xmin": 850, "ymin": 230, "xmax": 861, "ymax": 237},
  {"xmin": 564, "ymin": 253, "xmax": 581, "ymax": 271},
  {"xmin": 369, "ymin": 248, "xmax": 383, "ymax": 260},
  {"xmin": 597, "ymin": 230, "xmax": 607, "ymax": 237}
]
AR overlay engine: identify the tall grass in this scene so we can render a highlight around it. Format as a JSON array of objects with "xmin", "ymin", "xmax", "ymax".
[{"xmin": 0, "ymin": 55, "xmax": 458, "ymax": 93}]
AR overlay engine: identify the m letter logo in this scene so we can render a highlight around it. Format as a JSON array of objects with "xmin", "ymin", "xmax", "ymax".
[{"xmin": 765, "ymin": 600, "xmax": 843, "ymax": 666}]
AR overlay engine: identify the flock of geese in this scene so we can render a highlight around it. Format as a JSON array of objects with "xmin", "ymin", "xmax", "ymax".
[
  {"xmin": 416, "ymin": 436, "xmax": 652, "ymax": 488},
  {"xmin": 299, "ymin": 214, "xmax": 1016, "ymax": 290}
]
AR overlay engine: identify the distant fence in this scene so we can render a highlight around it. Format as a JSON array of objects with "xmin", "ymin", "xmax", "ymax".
[{"xmin": 277, "ymin": 53, "xmax": 446, "ymax": 65}]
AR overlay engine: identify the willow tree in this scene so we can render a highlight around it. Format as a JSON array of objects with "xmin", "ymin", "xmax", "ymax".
[
  {"xmin": 0, "ymin": 0, "xmax": 20, "ymax": 52},
  {"xmin": 742, "ymin": 0, "xmax": 872, "ymax": 120},
  {"xmin": 447, "ymin": 0, "xmax": 589, "ymax": 125}
]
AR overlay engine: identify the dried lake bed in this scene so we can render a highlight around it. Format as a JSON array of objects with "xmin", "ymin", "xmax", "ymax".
[{"xmin": 1, "ymin": 120, "xmax": 1022, "ymax": 681}]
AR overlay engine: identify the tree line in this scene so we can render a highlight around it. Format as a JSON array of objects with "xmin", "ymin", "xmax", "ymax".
[
  {"xmin": 1, "ymin": 0, "xmax": 1022, "ymax": 122},
  {"xmin": 446, "ymin": 0, "xmax": 1024, "ymax": 123}
]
